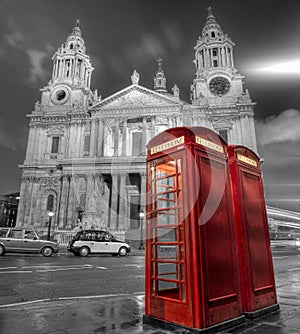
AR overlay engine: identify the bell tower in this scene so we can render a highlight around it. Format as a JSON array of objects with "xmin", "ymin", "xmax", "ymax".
[
  {"xmin": 40, "ymin": 19, "xmax": 97, "ymax": 112},
  {"xmin": 190, "ymin": 7, "xmax": 257, "ymax": 152},
  {"xmin": 154, "ymin": 57, "xmax": 167, "ymax": 93},
  {"xmin": 51, "ymin": 19, "xmax": 93, "ymax": 89}
]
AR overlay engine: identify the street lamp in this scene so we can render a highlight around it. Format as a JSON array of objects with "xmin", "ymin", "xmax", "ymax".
[
  {"xmin": 47, "ymin": 211, "xmax": 54, "ymax": 241},
  {"xmin": 139, "ymin": 209, "xmax": 145, "ymax": 250}
]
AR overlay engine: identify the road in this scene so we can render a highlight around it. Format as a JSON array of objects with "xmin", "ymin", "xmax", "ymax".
[
  {"xmin": 0, "ymin": 246, "xmax": 299, "ymax": 307},
  {"xmin": 0, "ymin": 254, "xmax": 145, "ymax": 306},
  {"xmin": 271, "ymin": 245, "xmax": 300, "ymax": 306}
]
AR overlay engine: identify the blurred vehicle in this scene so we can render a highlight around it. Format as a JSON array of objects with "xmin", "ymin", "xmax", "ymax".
[
  {"xmin": 0, "ymin": 227, "xmax": 59, "ymax": 257},
  {"xmin": 67, "ymin": 229, "xmax": 130, "ymax": 257}
]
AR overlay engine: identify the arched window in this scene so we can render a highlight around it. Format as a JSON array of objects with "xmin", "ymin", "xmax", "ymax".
[{"xmin": 47, "ymin": 194, "xmax": 54, "ymax": 211}]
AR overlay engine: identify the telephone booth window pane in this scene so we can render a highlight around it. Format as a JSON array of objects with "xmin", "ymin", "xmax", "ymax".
[
  {"xmin": 158, "ymin": 263, "xmax": 177, "ymax": 275},
  {"xmin": 157, "ymin": 245, "xmax": 178, "ymax": 260},
  {"xmin": 157, "ymin": 192, "xmax": 175, "ymax": 209},
  {"xmin": 158, "ymin": 281, "xmax": 176, "ymax": 290},
  {"xmin": 157, "ymin": 210, "xmax": 176, "ymax": 225},
  {"xmin": 157, "ymin": 228, "xmax": 177, "ymax": 242},
  {"xmin": 149, "ymin": 157, "xmax": 186, "ymax": 302}
]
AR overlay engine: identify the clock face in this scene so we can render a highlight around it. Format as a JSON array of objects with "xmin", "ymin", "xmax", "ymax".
[
  {"xmin": 209, "ymin": 77, "xmax": 230, "ymax": 96},
  {"xmin": 51, "ymin": 86, "xmax": 70, "ymax": 105},
  {"xmin": 56, "ymin": 90, "xmax": 66, "ymax": 101}
]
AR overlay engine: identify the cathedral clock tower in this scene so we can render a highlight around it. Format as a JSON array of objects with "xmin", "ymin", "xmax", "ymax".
[
  {"xmin": 190, "ymin": 7, "xmax": 257, "ymax": 152},
  {"xmin": 17, "ymin": 20, "xmax": 100, "ymax": 228}
]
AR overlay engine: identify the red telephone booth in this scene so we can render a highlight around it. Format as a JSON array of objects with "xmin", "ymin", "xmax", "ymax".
[
  {"xmin": 143, "ymin": 127, "xmax": 244, "ymax": 333},
  {"xmin": 228, "ymin": 145, "xmax": 279, "ymax": 318}
]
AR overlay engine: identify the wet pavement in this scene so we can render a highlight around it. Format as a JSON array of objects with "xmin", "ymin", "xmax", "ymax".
[
  {"xmin": 1, "ymin": 246, "xmax": 300, "ymax": 333},
  {"xmin": 0, "ymin": 290, "xmax": 300, "ymax": 334}
]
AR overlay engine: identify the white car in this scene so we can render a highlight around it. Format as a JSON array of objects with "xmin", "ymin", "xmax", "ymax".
[{"xmin": 67, "ymin": 229, "xmax": 130, "ymax": 257}]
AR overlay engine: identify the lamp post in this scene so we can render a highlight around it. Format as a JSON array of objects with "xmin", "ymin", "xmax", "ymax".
[
  {"xmin": 47, "ymin": 211, "xmax": 54, "ymax": 241},
  {"xmin": 139, "ymin": 209, "xmax": 145, "ymax": 250}
]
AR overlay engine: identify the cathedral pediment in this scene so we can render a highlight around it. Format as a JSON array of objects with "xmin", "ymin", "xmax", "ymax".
[
  {"xmin": 90, "ymin": 85, "xmax": 182, "ymax": 112},
  {"xmin": 211, "ymin": 118, "xmax": 233, "ymax": 129}
]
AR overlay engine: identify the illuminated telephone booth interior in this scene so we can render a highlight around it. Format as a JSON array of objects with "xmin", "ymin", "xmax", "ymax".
[
  {"xmin": 228, "ymin": 145, "xmax": 279, "ymax": 318},
  {"xmin": 144, "ymin": 127, "xmax": 245, "ymax": 333}
]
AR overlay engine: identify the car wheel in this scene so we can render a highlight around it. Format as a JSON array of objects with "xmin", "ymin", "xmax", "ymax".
[
  {"xmin": 79, "ymin": 246, "xmax": 90, "ymax": 257},
  {"xmin": 118, "ymin": 247, "xmax": 128, "ymax": 256},
  {"xmin": 0, "ymin": 245, "xmax": 5, "ymax": 256},
  {"xmin": 42, "ymin": 246, "xmax": 53, "ymax": 257}
]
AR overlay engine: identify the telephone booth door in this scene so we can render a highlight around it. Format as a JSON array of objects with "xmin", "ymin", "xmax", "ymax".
[
  {"xmin": 228, "ymin": 145, "xmax": 279, "ymax": 318},
  {"xmin": 145, "ymin": 146, "xmax": 195, "ymax": 329}
]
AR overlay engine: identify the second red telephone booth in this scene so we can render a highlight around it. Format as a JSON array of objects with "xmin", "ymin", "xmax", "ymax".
[{"xmin": 228, "ymin": 145, "xmax": 279, "ymax": 318}]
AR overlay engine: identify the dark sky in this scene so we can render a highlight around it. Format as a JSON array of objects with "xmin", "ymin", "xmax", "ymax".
[{"xmin": 0, "ymin": 0, "xmax": 299, "ymax": 212}]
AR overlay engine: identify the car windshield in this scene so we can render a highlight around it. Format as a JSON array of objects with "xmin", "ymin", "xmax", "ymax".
[
  {"xmin": 73, "ymin": 232, "xmax": 82, "ymax": 240},
  {"xmin": 109, "ymin": 234, "xmax": 116, "ymax": 241}
]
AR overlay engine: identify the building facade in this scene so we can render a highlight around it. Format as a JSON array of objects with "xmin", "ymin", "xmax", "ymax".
[
  {"xmin": 0, "ymin": 193, "xmax": 19, "ymax": 227},
  {"xmin": 17, "ymin": 9, "xmax": 257, "ymax": 239}
]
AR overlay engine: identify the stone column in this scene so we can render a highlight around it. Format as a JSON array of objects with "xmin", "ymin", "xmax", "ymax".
[
  {"xmin": 66, "ymin": 176, "xmax": 76, "ymax": 229},
  {"xmin": 68, "ymin": 123, "xmax": 74, "ymax": 157},
  {"xmin": 218, "ymin": 47, "xmax": 221, "ymax": 66},
  {"xmin": 140, "ymin": 172, "xmax": 146, "ymax": 209},
  {"xmin": 168, "ymin": 115, "xmax": 173, "ymax": 128},
  {"xmin": 151, "ymin": 116, "xmax": 156, "ymax": 138},
  {"xmin": 23, "ymin": 178, "xmax": 34, "ymax": 226},
  {"xmin": 25, "ymin": 125, "xmax": 35, "ymax": 161},
  {"xmin": 28, "ymin": 179, "xmax": 40, "ymax": 226},
  {"xmin": 113, "ymin": 120, "xmax": 120, "ymax": 156},
  {"xmin": 204, "ymin": 49, "xmax": 208, "ymax": 67},
  {"xmin": 121, "ymin": 119, "xmax": 127, "ymax": 156},
  {"xmin": 221, "ymin": 47, "xmax": 225, "ymax": 66},
  {"xmin": 249, "ymin": 115, "xmax": 257, "ymax": 152},
  {"xmin": 16, "ymin": 177, "xmax": 29, "ymax": 226},
  {"xmin": 240, "ymin": 114, "xmax": 251, "ymax": 148},
  {"xmin": 110, "ymin": 173, "xmax": 119, "ymax": 229},
  {"xmin": 58, "ymin": 175, "xmax": 70, "ymax": 229},
  {"xmin": 86, "ymin": 174, "xmax": 95, "ymax": 202},
  {"xmin": 89, "ymin": 119, "xmax": 97, "ymax": 156},
  {"xmin": 230, "ymin": 49, "xmax": 234, "ymax": 67},
  {"xmin": 118, "ymin": 173, "xmax": 127, "ymax": 229},
  {"xmin": 141, "ymin": 117, "xmax": 147, "ymax": 155},
  {"xmin": 200, "ymin": 50, "xmax": 204, "ymax": 68},
  {"xmin": 34, "ymin": 185, "xmax": 44, "ymax": 227},
  {"xmin": 208, "ymin": 49, "xmax": 212, "ymax": 67},
  {"xmin": 97, "ymin": 119, "xmax": 104, "ymax": 157},
  {"xmin": 75, "ymin": 123, "xmax": 81, "ymax": 157}
]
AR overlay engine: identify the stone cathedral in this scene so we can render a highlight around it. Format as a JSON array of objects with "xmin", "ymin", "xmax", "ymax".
[{"xmin": 16, "ymin": 9, "xmax": 257, "ymax": 240}]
